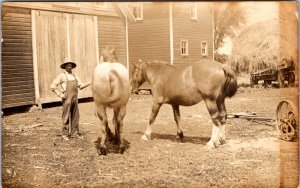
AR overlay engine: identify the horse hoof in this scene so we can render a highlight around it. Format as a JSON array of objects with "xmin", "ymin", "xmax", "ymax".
[
  {"xmin": 176, "ymin": 136, "xmax": 184, "ymax": 143},
  {"xmin": 177, "ymin": 132, "xmax": 184, "ymax": 139},
  {"xmin": 206, "ymin": 141, "xmax": 217, "ymax": 149},
  {"xmin": 99, "ymin": 146, "xmax": 107, "ymax": 155},
  {"xmin": 118, "ymin": 145, "xmax": 125, "ymax": 154},
  {"xmin": 113, "ymin": 138, "xmax": 119, "ymax": 145},
  {"xmin": 219, "ymin": 138, "xmax": 226, "ymax": 145},
  {"xmin": 141, "ymin": 134, "xmax": 150, "ymax": 141}
]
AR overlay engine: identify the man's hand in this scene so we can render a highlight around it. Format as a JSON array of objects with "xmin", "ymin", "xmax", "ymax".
[{"xmin": 59, "ymin": 93, "xmax": 65, "ymax": 99}]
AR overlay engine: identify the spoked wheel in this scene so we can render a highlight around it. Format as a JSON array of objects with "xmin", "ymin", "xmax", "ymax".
[{"xmin": 276, "ymin": 100, "xmax": 298, "ymax": 141}]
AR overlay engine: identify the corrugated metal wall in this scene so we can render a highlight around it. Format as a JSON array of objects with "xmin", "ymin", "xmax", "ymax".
[{"xmin": 2, "ymin": 7, "xmax": 35, "ymax": 108}]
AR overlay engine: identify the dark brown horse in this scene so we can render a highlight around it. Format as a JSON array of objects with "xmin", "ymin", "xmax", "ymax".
[{"xmin": 131, "ymin": 59, "xmax": 237, "ymax": 148}]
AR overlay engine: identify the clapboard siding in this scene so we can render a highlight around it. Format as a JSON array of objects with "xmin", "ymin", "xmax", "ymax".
[
  {"xmin": 128, "ymin": 3, "xmax": 170, "ymax": 68},
  {"xmin": 1, "ymin": 7, "xmax": 35, "ymax": 108},
  {"xmin": 3, "ymin": 2, "xmax": 122, "ymax": 18},
  {"xmin": 172, "ymin": 2, "xmax": 213, "ymax": 65},
  {"xmin": 98, "ymin": 16, "xmax": 127, "ymax": 67}
]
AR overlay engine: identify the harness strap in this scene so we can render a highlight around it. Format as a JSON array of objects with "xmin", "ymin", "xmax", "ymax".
[{"xmin": 63, "ymin": 72, "xmax": 77, "ymax": 93}]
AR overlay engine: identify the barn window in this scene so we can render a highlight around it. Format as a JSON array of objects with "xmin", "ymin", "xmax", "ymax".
[
  {"xmin": 129, "ymin": 4, "xmax": 143, "ymax": 20},
  {"xmin": 201, "ymin": 41, "xmax": 208, "ymax": 56},
  {"xmin": 181, "ymin": 40, "xmax": 189, "ymax": 56},
  {"xmin": 191, "ymin": 2, "xmax": 198, "ymax": 20}
]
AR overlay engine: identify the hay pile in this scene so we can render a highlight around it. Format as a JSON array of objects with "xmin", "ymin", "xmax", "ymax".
[{"xmin": 230, "ymin": 18, "xmax": 298, "ymax": 73}]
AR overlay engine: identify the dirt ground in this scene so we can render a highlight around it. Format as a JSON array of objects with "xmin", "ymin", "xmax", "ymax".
[{"xmin": 2, "ymin": 87, "xmax": 299, "ymax": 188}]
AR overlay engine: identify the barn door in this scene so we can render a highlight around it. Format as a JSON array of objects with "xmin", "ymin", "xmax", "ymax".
[
  {"xmin": 34, "ymin": 11, "xmax": 98, "ymax": 103},
  {"xmin": 34, "ymin": 11, "xmax": 68, "ymax": 103},
  {"xmin": 69, "ymin": 14, "xmax": 99, "ymax": 99}
]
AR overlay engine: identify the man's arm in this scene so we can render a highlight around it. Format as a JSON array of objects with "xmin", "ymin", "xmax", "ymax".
[
  {"xmin": 79, "ymin": 81, "xmax": 92, "ymax": 90},
  {"xmin": 50, "ymin": 74, "xmax": 65, "ymax": 98}
]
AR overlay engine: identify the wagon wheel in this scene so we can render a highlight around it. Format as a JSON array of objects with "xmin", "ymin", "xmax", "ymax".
[
  {"xmin": 276, "ymin": 100, "xmax": 298, "ymax": 141},
  {"xmin": 277, "ymin": 70, "xmax": 285, "ymax": 88},
  {"xmin": 250, "ymin": 76, "xmax": 258, "ymax": 86},
  {"xmin": 264, "ymin": 80, "xmax": 272, "ymax": 86},
  {"xmin": 288, "ymin": 71, "xmax": 295, "ymax": 86}
]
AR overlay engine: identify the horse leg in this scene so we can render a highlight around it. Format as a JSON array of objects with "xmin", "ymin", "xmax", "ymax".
[
  {"xmin": 115, "ymin": 105, "xmax": 126, "ymax": 154},
  {"xmin": 96, "ymin": 105, "xmax": 110, "ymax": 155},
  {"xmin": 218, "ymin": 101, "xmax": 227, "ymax": 145},
  {"xmin": 142, "ymin": 102, "xmax": 162, "ymax": 141},
  {"xmin": 112, "ymin": 109, "xmax": 119, "ymax": 145},
  {"xmin": 172, "ymin": 105, "xmax": 184, "ymax": 141},
  {"xmin": 204, "ymin": 99, "xmax": 222, "ymax": 148}
]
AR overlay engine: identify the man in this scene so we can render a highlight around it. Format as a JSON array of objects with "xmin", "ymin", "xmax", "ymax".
[{"xmin": 51, "ymin": 59, "xmax": 91, "ymax": 140}]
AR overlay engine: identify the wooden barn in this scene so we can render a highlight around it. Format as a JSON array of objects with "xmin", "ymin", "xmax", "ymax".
[
  {"xmin": 1, "ymin": 2, "xmax": 133, "ymax": 109},
  {"xmin": 1, "ymin": 2, "xmax": 214, "ymax": 109},
  {"xmin": 127, "ymin": 2, "xmax": 214, "ymax": 67}
]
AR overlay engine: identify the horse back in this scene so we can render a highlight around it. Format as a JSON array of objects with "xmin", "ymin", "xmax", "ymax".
[
  {"xmin": 150, "ymin": 64, "xmax": 202, "ymax": 105},
  {"xmin": 192, "ymin": 59, "xmax": 228, "ymax": 98},
  {"xmin": 92, "ymin": 62, "xmax": 130, "ymax": 107}
]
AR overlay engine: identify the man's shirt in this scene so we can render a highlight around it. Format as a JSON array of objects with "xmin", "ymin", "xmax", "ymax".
[{"xmin": 50, "ymin": 71, "xmax": 82, "ymax": 93}]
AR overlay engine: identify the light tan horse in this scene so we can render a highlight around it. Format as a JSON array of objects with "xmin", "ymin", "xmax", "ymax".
[
  {"xmin": 131, "ymin": 59, "xmax": 237, "ymax": 148},
  {"xmin": 92, "ymin": 46, "xmax": 130, "ymax": 155}
]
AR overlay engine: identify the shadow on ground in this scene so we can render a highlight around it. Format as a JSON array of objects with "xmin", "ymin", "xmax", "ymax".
[
  {"xmin": 94, "ymin": 137, "xmax": 131, "ymax": 155},
  {"xmin": 133, "ymin": 131, "xmax": 210, "ymax": 145}
]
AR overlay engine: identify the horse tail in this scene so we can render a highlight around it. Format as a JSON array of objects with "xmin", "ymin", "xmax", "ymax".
[
  {"xmin": 222, "ymin": 65, "xmax": 238, "ymax": 98},
  {"xmin": 92, "ymin": 68, "xmax": 128, "ymax": 104}
]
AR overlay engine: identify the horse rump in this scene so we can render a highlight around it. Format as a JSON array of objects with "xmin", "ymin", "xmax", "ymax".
[{"xmin": 222, "ymin": 65, "xmax": 238, "ymax": 98}]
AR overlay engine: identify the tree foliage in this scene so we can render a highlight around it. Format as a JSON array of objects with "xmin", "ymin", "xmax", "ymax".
[{"xmin": 213, "ymin": 2, "xmax": 246, "ymax": 51}]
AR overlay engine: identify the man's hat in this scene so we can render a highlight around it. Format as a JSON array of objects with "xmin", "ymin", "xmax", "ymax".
[{"xmin": 60, "ymin": 58, "xmax": 77, "ymax": 69}]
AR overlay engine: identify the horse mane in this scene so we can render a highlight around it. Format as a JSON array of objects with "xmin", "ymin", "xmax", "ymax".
[{"xmin": 146, "ymin": 60, "xmax": 175, "ymax": 68}]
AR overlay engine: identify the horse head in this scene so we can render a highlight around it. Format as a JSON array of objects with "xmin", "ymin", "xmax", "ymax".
[
  {"xmin": 130, "ymin": 59, "xmax": 147, "ymax": 93},
  {"xmin": 101, "ymin": 46, "xmax": 118, "ymax": 62}
]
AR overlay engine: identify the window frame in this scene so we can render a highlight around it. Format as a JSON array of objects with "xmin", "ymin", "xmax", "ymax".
[
  {"xmin": 201, "ymin": 41, "xmax": 208, "ymax": 56},
  {"xmin": 190, "ymin": 2, "xmax": 198, "ymax": 20},
  {"xmin": 129, "ymin": 4, "xmax": 143, "ymax": 21},
  {"xmin": 180, "ymin": 40, "xmax": 189, "ymax": 56}
]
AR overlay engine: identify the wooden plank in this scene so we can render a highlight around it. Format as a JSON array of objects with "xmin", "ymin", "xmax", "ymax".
[
  {"xmin": 2, "ymin": 71, "xmax": 34, "ymax": 77},
  {"xmin": 2, "ymin": 97, "xmax": 35, "ymax": 104},
  {"xmin": 2, "ymin": 34, "xmax": 31, "ymax": 39},
  {"xmin": 2, "ymin": 61, "xmax": 34, "ymax": 66},
  {"xmin": 2, "ymin": 43, "xmax": 32, "ymax": 48},
  {"xmin": 3, "ymin": 76, "xmax": 34, "ymax": 82},
  {"xmin": 2, "ymin": 68, "xmax": 33, "ymax": 74},
  {"xmin": 2, "ymin": 80, "xmax": 34, "ymax": 88},
  {"xmin": 2, "ymin": 91, "xmax": 35, "ymax": 99},
  {"xmin": 2, "ymin": 89, "xmax": 35, "ymax": 96},
  {"xmin": 2, "ymin": 56, "xmax": 32, "ymax": 61},
  {"xmin": 2, "ymin": 51, "xmax": 32, "ymax": 56},
  {"xmin": 2, "ymin": 83, "xmax": 34, "ymax": 89},
  {"xmin": 2, "ymin": 30, "xmax": 31, "ymax": 35},
  {"xmin": 2, "ymin": 100, "xmax": 35, "ymax": 109},
  {"xmin": 2, "ymin": 25, "xmax": 32, "ymax": 31},
  {"xmin": 94, "ymin": 16, "xmax": 99, "ymax": 64},
  {"xmin": 3, "ymin": 12, "xmax": 31, "ymax": 18},
  {"xmin": 2, "ymin": 46, "xmax": 32, "ymax": 52},
  {"xmin": 2, "ymin": 6, "xmax": 31, "ymax": 14},
  {"xmin": 2, "ymin": 81, "xmax": 34, "ymax": 87},
  {"xmin": 3, "ymin": 38, "xmax": 31, "ymax": 43},
  {"xmin": 32, "ymin": 10, "xmax": 40, "ymax": 105},
  {"xmin": 1, "ymin": 20, "xmax": 31, "ymax": 27}
]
